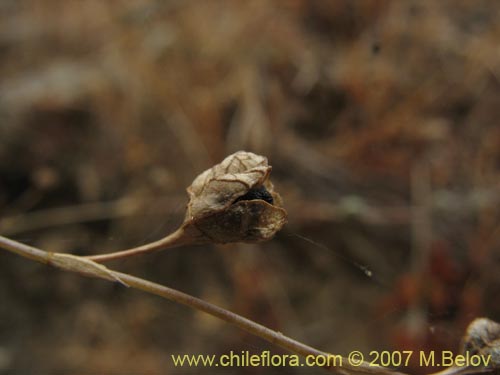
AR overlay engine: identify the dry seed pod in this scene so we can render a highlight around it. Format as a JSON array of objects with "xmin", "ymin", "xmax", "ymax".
[
  {"xmin": 461, "ymin": 318, "xmax": 500, "ymax": 370},
  {"xmin": 183, "ymin": 151, "xmax": 287, "ymax": 244},
  {"xmin": 86, "ymin": 151, "xmax": 286, "ymax": 262}
]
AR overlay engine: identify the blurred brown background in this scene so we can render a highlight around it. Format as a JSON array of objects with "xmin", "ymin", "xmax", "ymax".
[{"xmin": 0, "ymin": 1, "xmax": 499, "ymax": 374}]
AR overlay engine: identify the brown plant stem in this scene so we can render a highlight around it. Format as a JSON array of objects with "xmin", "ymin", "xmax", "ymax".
[
  {"xmin": 0, "ymin": 234, "xmax": 403, "ymax": 375},
  {"xmin": 84, "ymin": 226, "xmax": 193, "ymax": 263}
]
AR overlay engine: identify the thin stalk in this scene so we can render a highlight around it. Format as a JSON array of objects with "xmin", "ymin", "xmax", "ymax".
[
  {"xmin": 85, "ymin": 226, "xmax": 191, "ymax": 263},
  {"xmin": 1, "ymin": 236, "xmax": 489, "ymax": 375},
  {"xmin": 0, "ymin": 235, "xmax": 403, "ymax": 375}
]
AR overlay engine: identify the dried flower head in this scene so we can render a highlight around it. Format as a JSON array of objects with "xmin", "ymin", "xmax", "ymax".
[
  {"xmin": 183, "ymin": 151, "xmax": 287, "ymax": 244},
  {"xmin": 85, "ymin": 151, "xmax": 286, "ymax": 262}
]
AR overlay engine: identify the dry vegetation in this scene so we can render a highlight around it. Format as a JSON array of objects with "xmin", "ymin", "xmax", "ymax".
[{"xmin": 0, "ymin": 1, "xmax": 499, "ymax": 374}]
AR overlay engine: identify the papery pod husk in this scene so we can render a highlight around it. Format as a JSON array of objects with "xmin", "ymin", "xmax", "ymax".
[
  {"xmin": 183, "ymin": 151, "xmax": 287, "ymax": 244},
  {"xmin": 461, "ymin": 318, "xmax": 500, "ymax": 371}
]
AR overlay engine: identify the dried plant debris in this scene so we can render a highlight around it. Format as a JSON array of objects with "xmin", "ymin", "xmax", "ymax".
[
  {"xmin": 183, "ymin": 151, "xmax": 287, "ymax": 244},
  {"xmin": 461, "ymin": 318, "xmax": 500, "ymax": 371}
]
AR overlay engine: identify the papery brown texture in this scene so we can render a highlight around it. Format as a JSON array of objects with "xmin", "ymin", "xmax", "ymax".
[
  {"xmin": 184, "ymin": 151, "xmax": 287, "ymax": 243},
  {"xmin": 461, "ymin": 318, "xmax": 500, "ymax": 370}
]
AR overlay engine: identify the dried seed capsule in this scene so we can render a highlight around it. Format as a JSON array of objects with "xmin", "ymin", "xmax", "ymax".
[
  {"xmin": 461, "ymin": 318, "xmax": 500, "ymax": 369},
  {"xmin": 183, "ymin": 151, "xmax": 287, "ymax": 244}
]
